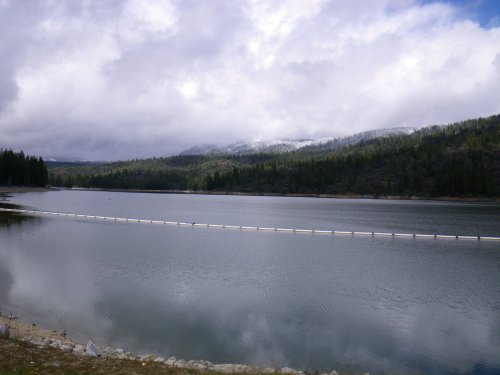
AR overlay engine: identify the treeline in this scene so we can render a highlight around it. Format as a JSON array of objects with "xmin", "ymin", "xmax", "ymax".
[
  {"xmin": 49, "ymin": 114, "xmax": 500, "ymax": 198},
  {"xmin": 0, "ymin": 149, "xmax": 49, "ymax": 187},
  {"xmin": 49, "ymin": 153, "xmax": 274, "ymax": 189},
  {"xmin": 51, "ymin": 169, "xmax": 188, "ymax": 190}
]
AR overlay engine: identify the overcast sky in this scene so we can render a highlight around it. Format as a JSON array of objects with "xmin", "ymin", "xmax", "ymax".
[{"xmin": 1, "ymin": 0, "xmax": 499, "ymax": 160}]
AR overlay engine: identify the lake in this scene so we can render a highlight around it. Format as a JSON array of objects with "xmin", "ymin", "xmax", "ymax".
[{"xmin": 1, "ymin": 190, "xmax": 499, "ymax": 374}]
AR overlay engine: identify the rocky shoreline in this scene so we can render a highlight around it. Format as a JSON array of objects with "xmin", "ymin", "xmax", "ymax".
[{"xmin": 1, "ymin": 316, "xmax": 340, "ymax": 375}]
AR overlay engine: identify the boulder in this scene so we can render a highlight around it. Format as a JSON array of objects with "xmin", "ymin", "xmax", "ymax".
[
  {"xmin": 164, "ymin": 356, "xmax": 176, "ymax": 366},
  {"xmin": 85, "ymin": 340, "xmax": 101, "ymax": 357}
]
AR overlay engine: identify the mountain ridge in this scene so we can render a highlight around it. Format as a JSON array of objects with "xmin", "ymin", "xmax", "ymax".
[{"xmin": 179, "ymin": 127, "xmax": 416, "ymax": 156}]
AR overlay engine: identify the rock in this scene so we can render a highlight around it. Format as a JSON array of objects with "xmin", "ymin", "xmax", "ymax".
[
  {"xmin": 0, "ymin": 324, "xmax": 10, "ymax": 339},
  {"xmin": 105, "ymin": 348, "xmax": 126, "ymax": 359},
  {"xmin": 281, "ymin": 367, "xmax": 298, "ymax": 374},
  {"xmin": 101, "ymin": 346, "xmax": 113, "ymax": 356},
  {"xmin": 187, "ymin": 360, "xmax": 207, "ymax": 370},
  {"xmin": 153, "ymin": 356, "xmax": 165, "ymax": 363},
  {"xmin": 85, "ymin": 340, "xmax": 101, "ymax": 357},
  {"xmin": 191, "ymin": 362, "xmax": 207, "ymax": 370},
  {"xmin": 73, "ymin": 344, "xmax": 86, "ymax": 356},
  {"xmin": 164, "ymin": 356, "xmax": 176, "ymax": 366},
  {"xmin": 262, "ymin": 368, "xmax": 275, "ymax": 374},
  {"xmin": 330, "ymin": 371, "xmax": 339, "ymax": 375},
  {"xmin": 174, "ymin": 359, "xmax": 187, "ymax": 368}
]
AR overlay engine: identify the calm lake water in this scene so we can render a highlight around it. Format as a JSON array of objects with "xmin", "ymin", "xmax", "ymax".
[{"xmin": 1, "ymin": 190, "xmax": 499, "ymax": 374}]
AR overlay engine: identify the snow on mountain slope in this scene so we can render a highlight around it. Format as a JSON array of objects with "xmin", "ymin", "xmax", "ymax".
[{"xmin": 179, "ymin": 127, "xmax": 415, "ymax": 156}]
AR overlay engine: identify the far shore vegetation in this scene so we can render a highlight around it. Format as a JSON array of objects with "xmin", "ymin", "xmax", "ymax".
[
  {"xmin": 47, "ymin": 114, "xmax": 499, "ymax": 199},
  {"xmin": 2, "ymin": 115, "xmax": 498, "ymax": 199}
]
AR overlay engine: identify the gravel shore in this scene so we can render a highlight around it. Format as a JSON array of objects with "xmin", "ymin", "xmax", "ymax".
[{"xmin": 1, "ymin": 316, "xmax": 337, "ymax": 375}]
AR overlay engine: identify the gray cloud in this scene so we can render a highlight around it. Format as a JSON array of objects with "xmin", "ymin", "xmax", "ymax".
[{"xmin": 0, "ymin": 0, "xmax": 499, "ymax": 160}]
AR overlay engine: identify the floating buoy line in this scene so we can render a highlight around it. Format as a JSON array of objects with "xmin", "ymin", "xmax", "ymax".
[{"xmin": 1, "ymin": 207, "xmax": 499, "ymax": 241}]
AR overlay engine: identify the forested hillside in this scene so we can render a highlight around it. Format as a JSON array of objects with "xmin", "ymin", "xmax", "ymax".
[
  {"xmin": 49, "ymin": 114, "xmax": 500, "ymax": 198},
  {"xmin": 0, "ymin": 149, "xmax": 49, "ymax": 187},
  {"xmin": 206, "ymin": 115, "xmax": 499, "ymax": 197}
]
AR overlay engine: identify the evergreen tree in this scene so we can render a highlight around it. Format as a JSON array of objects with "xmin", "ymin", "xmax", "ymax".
[{"xmin": 0, "ymin": 150, "xmax": 49, "ymax": 187}]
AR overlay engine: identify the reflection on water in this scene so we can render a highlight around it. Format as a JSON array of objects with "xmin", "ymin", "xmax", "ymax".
[
  {"xmin": 0, "ymin": 202, "xmax": 37, "ymax": 228},
  {"xmin": 1, "ymin": 192, "xmax": 500, "ymax": 375}
]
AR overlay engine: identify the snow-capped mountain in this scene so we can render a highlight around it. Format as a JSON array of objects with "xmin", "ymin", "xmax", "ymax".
[{"xmin": 179, "ymin": 127, "xmax": 415, "ymax": 156}]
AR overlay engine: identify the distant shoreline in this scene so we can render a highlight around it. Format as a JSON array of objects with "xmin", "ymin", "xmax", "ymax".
[
  {"xmin": 54, "ymin": 187, "xmax": 500, "ymax": 203},
  {"xmin": 0, "ymin": 186, "xmax": 58, "ymax": 194},
  {"xmin": 1, "ymin": 186, "xmax": 498, "ymax": 203}
]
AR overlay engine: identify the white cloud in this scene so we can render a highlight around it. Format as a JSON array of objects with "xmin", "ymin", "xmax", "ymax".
[
  {"xmin": 125, "ymin": 0, "xmax": 178, "ymax": 32},
  {"xmin": 0, "ymin": 0, "xmax": 499, "ymax": 160},
  {"xmin": 120, "ymin": 0, "xmax": 178, "ymax": 43}
]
